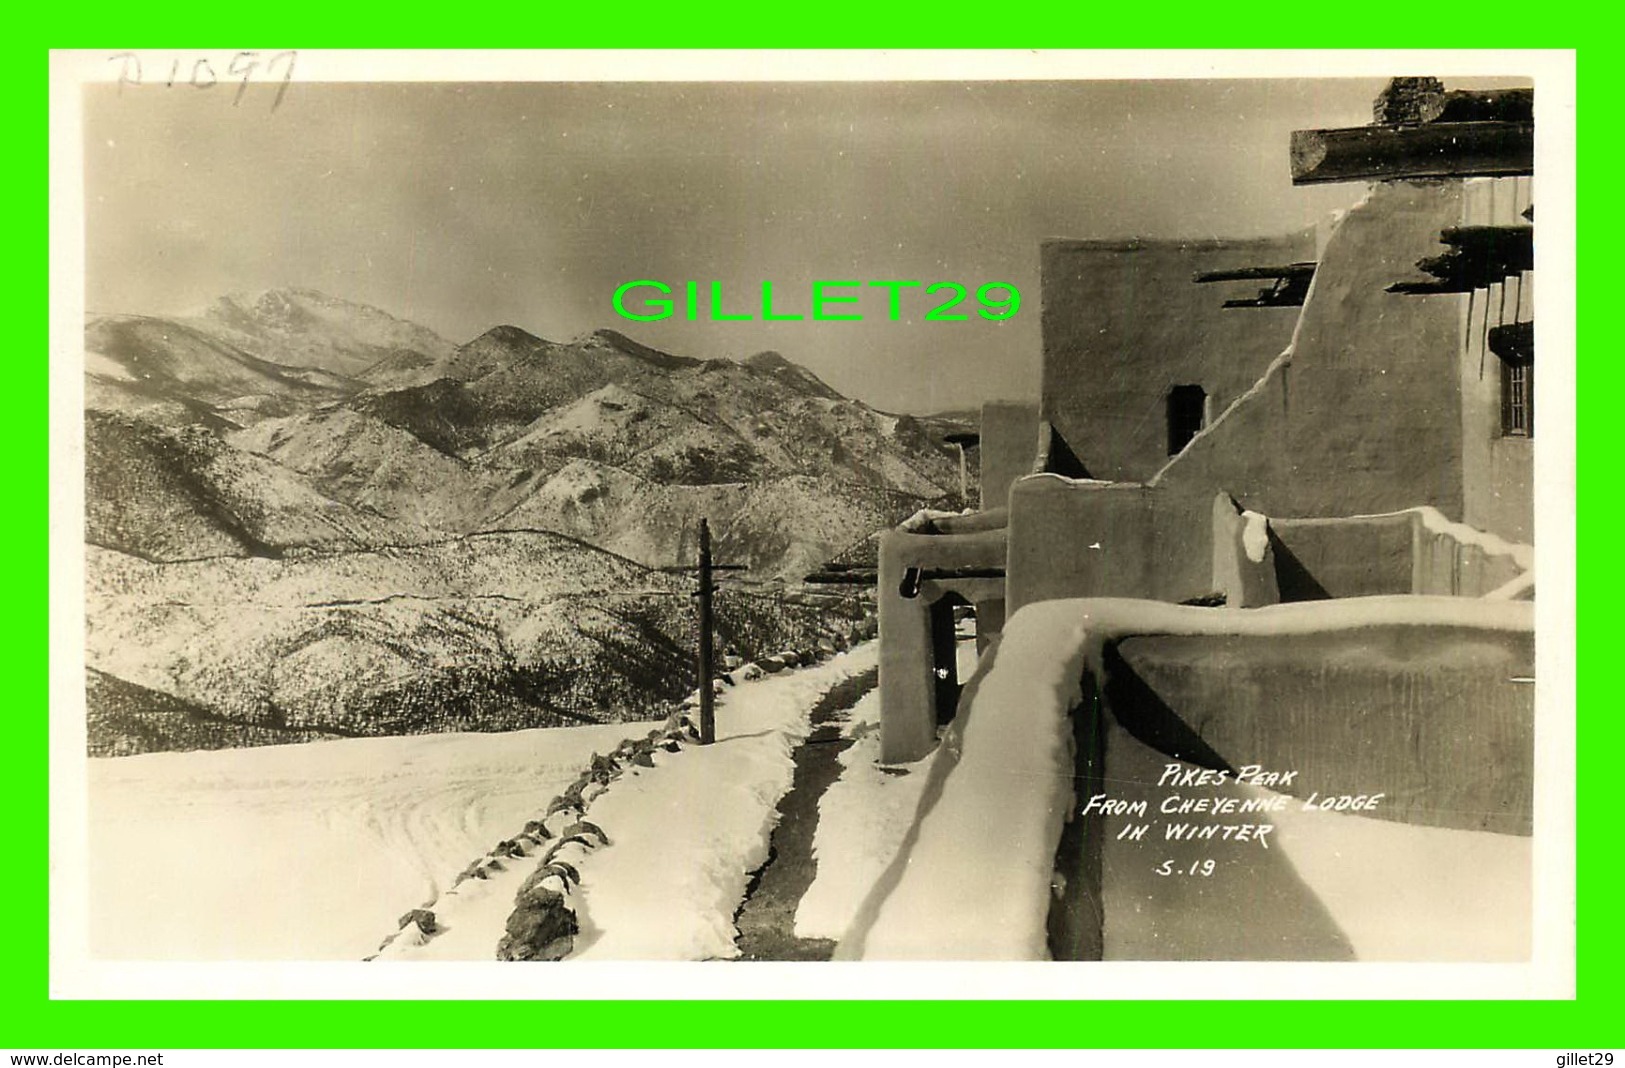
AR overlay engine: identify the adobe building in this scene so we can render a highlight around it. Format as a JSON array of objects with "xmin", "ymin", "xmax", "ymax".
[
  {"xmin": 863, "ymin": 77, "xmax": 1538, "ymax": 961},
  {"xmin": 1037, "ymin": 229, "xmax": 1316, "ymax": 485},
  {"xmin": 1006, "ymin": 171, "xmax": 1533, "ymax": 614}
]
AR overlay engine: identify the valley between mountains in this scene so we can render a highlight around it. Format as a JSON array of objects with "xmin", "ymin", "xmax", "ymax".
[{"xmin": 84, "ymin": 288, "xmax": 972, "ymax": 755}]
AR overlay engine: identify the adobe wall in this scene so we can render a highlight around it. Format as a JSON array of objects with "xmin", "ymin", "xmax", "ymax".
[
  {"xmin": 1019, "ymin": 181, "xmax": 1533, "ymax": 617},
  {"xmin": 851, "ymin": 592, "xmax": 1535, "ymax": 961},
  {"xmin": 1266, "ymin": 514, "xmax": 1415, "ymax": 600},
  {"xmin": 1471, "ymin": 436, "xmax": 1535, "ymax": 545},
  {"xmin": 1006, "ymin": 475, "xmax": 1530, "ymax": 615},
  {"xmin": 1051, "ymin": 621, "xmax": 1533, "ymax": 961},
  {"xmin": 1105, "ymin": 626, "xmax": 1534, "ymax": 834},
  {"xmin": 1005, "ymin": 481, "xmax": 1154, "ymax": 610},
  {"xmin": 1458, "ymin": 176, "xmax": 1537, "ymax": 544},
  {"xmin": 978, "ymin": 401, "xmax": 1041, "ymax": 511},
  {"xmin": 877, "ymin": 527, "xmax": 1006, "ymax": 763},
  {"xmin": 1412, "ymin": 516, "xmax": 1529, "ymax": 597},
  {"xmin": 1210, "ymin": 495, "xmax": 1280, "ymax": 608},
  {"xmin": 1155, "ymin": 181, "xmax": 1470, "ymax": 520},
  {"xmin": 1212, "ymin": 504, "xmax": 1530, "ymax": 604},
  {"xmin": 1277, "ymin": 181, "xmax": 1469, "ymax": 517},
  {"xmin": 1004, "ymin": 478, "xmax": 1218, "ymax": 612},
  {"xmin": 1040, "ymin": 233, "xmax": 1313, "ymax": 482},
  {"xmin": 1089, "ymin": 712, "xmax": 1530, "ymax": 962}
]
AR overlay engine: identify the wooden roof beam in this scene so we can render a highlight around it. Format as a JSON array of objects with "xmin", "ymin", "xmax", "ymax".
[
  {"xmin": 1221, "ymin": 292, "xmax": 1308, "ymax": 308},
  {"xmin": 1390, "ymin": 224, "xmax": 1534, "ymax": 294},
  {"xmin": 1386, "ymin": 280, "xmax": 1472, "ymax": 295},
  {"xmin": 1434, "ymin": 88, "xmax": 1534, "ymax": 124},
  {"xmin": 1373, "ymin": 78, "xmax": 1533, "ymax": 125},
  {"xmin": 1441, "ymin": 223, "xmax": 1534, "ymax": 247},
  {"xmin": 1290, "ymin": 120, "xmax": 1533, "ymax": 185},
  {"xmin": 1193, "ymin": 262, "xmax": 1317, "ymax": 284},
  {"xmin": 1435, "ymin": 224, "xmax": 1535, "ymax": 274},
  {"xmin": 1209, "ymin": 272, "xmax": 1313, "ymax": 309},
  {"xmin": 1489, "ymin": 321, "xmax": 1534, "ymax": 364}
]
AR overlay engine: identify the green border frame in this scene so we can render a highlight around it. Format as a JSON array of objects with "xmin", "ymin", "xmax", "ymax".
[{"xmin": 27, "ymin": 15, "xmax": 1600, "ymax": 1050}]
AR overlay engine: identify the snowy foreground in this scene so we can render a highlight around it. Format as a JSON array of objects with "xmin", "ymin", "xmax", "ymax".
[
  {"xmin": 387, "ymin": 644, "xmax": 881, "ymax": 961},
  {"xmin": 89, "ymin": 644, "xmax": 884, "ymax": 962},
  {"xmin": 88, "ymin": 600, "xmax": 1526, "ymax": 965},
  {"xmin": 88, "ymin": 720, "xmax": 659, "ymax": 960},
  {"xmin": 789, "ymin": 646, "xmax": 971, "ymax": 942}
]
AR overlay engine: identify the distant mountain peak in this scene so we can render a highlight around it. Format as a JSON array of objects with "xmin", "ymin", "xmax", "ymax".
[
  {"xmin": 743, "ymin": 350, "xmax": 794, "ymax": 371},
  {"xmin": 246, "ymin": 285, "xmax": 327, "ymax": 306},
  {"xmin": 189, "ymin": 288, "xmax": 456, "ymax": 382},
  {"xmin": 586, "ymin": 328, "xmax": 701, "ymax": 371},
  {"xmin": 207, "ymin": 286, "xmax": 411, "ymax": 325},
  {"xmin": 467, "ymin": 324, "xmax": 547, "ymax": 348},
  {"xmin": 741, "ymin": 349, "xmax": 843, "ymax": 401}
]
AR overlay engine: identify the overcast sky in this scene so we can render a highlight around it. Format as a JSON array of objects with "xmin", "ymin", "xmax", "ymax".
[{"xmin": 86, "ymin": 77, "xmax": 1406, "ymax": 413}]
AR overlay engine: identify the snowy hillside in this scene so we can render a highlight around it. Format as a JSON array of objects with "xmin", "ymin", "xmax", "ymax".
[
  {"xmin": 85, "ymin": 537, "xmax": 869, "ymax": 753},
  {"xmin": 83, "ymin": 287, "xmax": 955, "ymax": 753}
]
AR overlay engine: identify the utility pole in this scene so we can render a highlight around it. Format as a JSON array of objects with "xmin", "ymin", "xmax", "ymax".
[
  {"xmin": 697, "ymin": 518, "xmax": 716, "ymax": 745},
  {"xmin": 660, "ymin": 518, "xmax": 747, "ymax": 745}
]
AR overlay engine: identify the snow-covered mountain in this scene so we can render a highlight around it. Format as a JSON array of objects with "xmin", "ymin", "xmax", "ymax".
[
  {"xmin": 84, "ymin": 288, "xmax": 960, "ymax": 753},
  {"xmin": 86, "ymin": 289, "xmax": 972, "ymax": 572},
  {"xmin": 194, "ymin": 287, "xmax": 458, "ymax": 380}
]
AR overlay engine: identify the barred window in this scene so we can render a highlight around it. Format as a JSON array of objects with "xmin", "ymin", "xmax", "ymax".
[{"xmin": 1502, "ymin": 358, "xmax": 1533, "ymax": 437}]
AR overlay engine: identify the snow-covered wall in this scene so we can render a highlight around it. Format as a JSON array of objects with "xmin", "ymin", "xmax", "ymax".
[
  {"xmin": 1104, "ymin": 624, "xmax": 1534, "ymax": 835},
  {"xmin": 1219, "ymin": 504, "xmax": 1533, "ymax": 605},
  {"xmin": 839, "ymin": 623, "xmax": 1082, "ymax": 960},
  {"xmin": 1411, "ymin": 504, "xmax": 1532, "ymax": 597},
  {"xmin": 1094, "ymin": 714, "xmax": 1530, "ymax": 962},
  {"xmin": 1012, "ymin": 479, "xmax": 1533, "ymax": 613},
  {"xmin": 842, "ymin": 595, "xmax": 1534, "ymax": 961}
]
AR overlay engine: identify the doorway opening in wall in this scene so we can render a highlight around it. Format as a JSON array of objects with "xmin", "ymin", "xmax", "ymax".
[
  {"xmin": 929, "ymin": 593, "xmax": 972, "ymax": 727},
  {"xmin": 1167, "ymin": 384, "xmax": 1208, "ymax": 455}
]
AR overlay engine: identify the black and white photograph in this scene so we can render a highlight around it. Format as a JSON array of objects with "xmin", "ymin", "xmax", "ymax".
[{"xmin": 49, "ymin": 50, "xmax": 1575, "ymax": 995}]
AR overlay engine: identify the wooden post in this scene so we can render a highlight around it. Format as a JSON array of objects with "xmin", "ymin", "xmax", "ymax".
[
  {"xmin": 697, "ymin": 518, "xmax": 715, "ymax": 745},
  {"xmin": 661, "ymin": 527, "xmax": 747, "ymax": 744}
]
